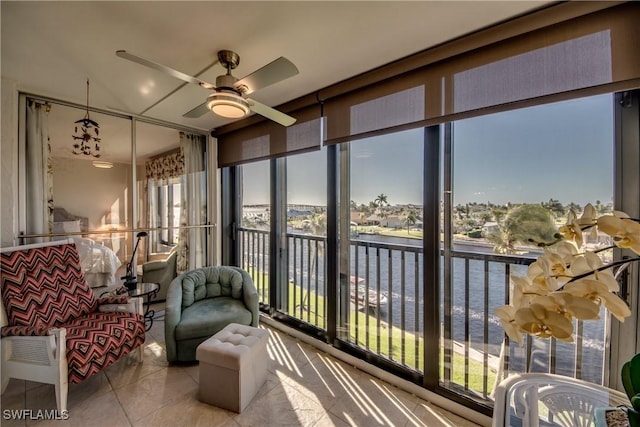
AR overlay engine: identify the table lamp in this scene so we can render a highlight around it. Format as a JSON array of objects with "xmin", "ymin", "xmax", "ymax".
[{"xmin": 122, "ymin": 231, "xmax": 147, "ymax": 290}]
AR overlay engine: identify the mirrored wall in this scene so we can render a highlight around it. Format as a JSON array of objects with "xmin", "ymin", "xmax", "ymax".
[{"xmin": 21, "ymin": 96, "xmax": 209, "ymax": 296}]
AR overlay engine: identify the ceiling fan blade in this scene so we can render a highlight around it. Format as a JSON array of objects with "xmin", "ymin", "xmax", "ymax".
[
  {"xmin": 183, "ymin": 102, "xmax": 210, "ymax": 118},
  {"xmin": 116, "ymin": 50, "xmax": 217, "ymax": 90},
  {"xmin": 247, "ymin": 98, "xmax": 296, "ymax": 127},
  {"xmin": 234, "ymin": 57, "xmax": 299, "ymax": 95}
]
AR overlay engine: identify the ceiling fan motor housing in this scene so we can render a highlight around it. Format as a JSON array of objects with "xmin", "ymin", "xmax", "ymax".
[{"xmin": 216, "ymin": 73, "xmax": 239, "ymax": 91}]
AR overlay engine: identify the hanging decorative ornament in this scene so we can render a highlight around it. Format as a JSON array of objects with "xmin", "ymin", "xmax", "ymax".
[{"xmin": 72, "ymin": 79, "xmax": 102, "ymax": 158}]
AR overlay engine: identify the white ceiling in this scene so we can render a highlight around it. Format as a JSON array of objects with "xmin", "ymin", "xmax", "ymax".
[{"xmin": 2, "ymin": 1, "xmax": 550, "ymax": 163}]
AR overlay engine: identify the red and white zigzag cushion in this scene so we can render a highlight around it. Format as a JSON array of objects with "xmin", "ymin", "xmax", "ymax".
[
  {"xmin": 1, "ymin": 243, "xmax": 96, "ymax": 328},
  {"xmin": 64, "ymin": 311, "xmax": 145, "ymax": 383}
]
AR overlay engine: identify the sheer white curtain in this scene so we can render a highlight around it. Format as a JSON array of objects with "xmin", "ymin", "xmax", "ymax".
[
  {"xmin": 176, "ymin": 132, "xmax": 206, "ymax": 274},
  {"xmin": 26, "ymin": 101, "xmax": 53, "ymax": 243}
]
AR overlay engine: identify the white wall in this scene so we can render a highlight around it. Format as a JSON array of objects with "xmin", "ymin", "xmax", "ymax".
[{"xmin": 52, "ymin": 157, "xmax": 131, "ymax": 231}]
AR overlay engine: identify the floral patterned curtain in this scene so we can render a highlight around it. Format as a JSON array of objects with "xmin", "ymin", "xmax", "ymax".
[
  {"xmin": 145, "ymin": 147, "xmax": 184, "ymax": 255},
  {"xmin": 145, "ymin": 148, "xmax": 184, "ymax": 180}
]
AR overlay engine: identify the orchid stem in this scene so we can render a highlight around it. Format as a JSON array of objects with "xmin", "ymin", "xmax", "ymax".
[{"xmin": 564, "ymin": 256, "xmax": 640, "ymax": 284}]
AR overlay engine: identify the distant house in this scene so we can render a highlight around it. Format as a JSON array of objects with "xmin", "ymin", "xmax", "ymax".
[
  {"xmin": 350, "ymin": 211, "xmax": 365, "ymax": 224},
  {"xmin": 482, "ymin": 221, "xmax": 500, "ymax": 235},
  {"xmin": 365, "ymin": 214, "xmax": 382, "ymax": 225},
  {"xmin": 287, "ymin": 208, "xmax": 313, "ymax": 218},
  {"xmin": 380, "ymin": 215, "xmax": 405, "ymax": 229}
]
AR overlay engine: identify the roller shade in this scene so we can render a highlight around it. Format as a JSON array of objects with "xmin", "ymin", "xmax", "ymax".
[
  {"xmin": 214, "ymin": 2, "xmax": 640, "ymax": 152},
  {"xmin": 216, "ymin": 104, "xmax": 322, "ymax": 167},
  {"xmin": 323, "ymin": 2, "xmax": 640, "ymax": 144}
]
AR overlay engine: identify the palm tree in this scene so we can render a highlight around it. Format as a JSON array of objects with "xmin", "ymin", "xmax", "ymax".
[
  {"xmin": 594, "ymin": 200, "xmax": 610, "ymax": 215},
  {"xmin": 566, "ymin": 202, "xmax": 582, "ymax": 215},
  {"xmin": 372, "ymin": 194, "xmax": 390, "ymax": 223},
  {"xmin": 542, "ymin": 198, "xmax": 565, "ymax": 217},
  {"xmin": 405, "ymin": 210, "xmax": 418, "ymax": 234},
  {"xmin": 479, "ymin": 212, "xmax": 493, "ymax": 224},
  {"xmin": 491, "ymin": 208, "xmax": 506, "ymax": 224},
  {"xmin": 374, "ymin": 193, "xmax": 388, "ymax": 208}
]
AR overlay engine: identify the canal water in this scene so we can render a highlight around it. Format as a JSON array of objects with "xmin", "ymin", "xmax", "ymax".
[{"xmin": 283, "ymin": 232, "xmax": 606, "ymax": 383}]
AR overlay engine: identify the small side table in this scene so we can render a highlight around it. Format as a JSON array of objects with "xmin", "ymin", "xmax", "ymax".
[{"xmin": 127, "ymin": 282, "xmax": 160, "ymax": 331}]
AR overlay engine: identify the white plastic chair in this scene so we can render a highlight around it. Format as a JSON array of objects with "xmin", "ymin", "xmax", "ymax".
[{"xmin": 492, "ymin": 373, "xmax": 630, "ymax": 427}]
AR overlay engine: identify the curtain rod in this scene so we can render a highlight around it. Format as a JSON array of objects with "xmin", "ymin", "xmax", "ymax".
[
  {"xmin": 21, "ymin": 91, "xmax": 210, "ymax": 137},
  {"xmin": 18, "ymin": 224, "xmax": 216, "ymax": 240}
]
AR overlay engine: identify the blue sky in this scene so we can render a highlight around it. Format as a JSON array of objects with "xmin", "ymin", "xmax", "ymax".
[
  {"xmin": 453, "ymin": 94, "xmax": 613, "ymax": 206},
  {"xmin": 243, "ymin": 94, "xmax": 614, "ymax": 208}
]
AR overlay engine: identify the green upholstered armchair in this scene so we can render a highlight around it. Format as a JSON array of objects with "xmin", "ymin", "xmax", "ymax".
[
  {"xmin": 164, "ymin": 266, "xmax": 259, "ymax": 362},
  {"xmin": 142, "ymin": 247, "xmax": 177, "ymax": 302}
]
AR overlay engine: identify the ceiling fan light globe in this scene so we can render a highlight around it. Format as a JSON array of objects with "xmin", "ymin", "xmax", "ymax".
[
  {"xmin": 211, "ymin": 103, "xmax": 248, "ymax": 118},
  {"xmin": 206, "ymin": 93, "xmax": 250, "ymax": 119}
]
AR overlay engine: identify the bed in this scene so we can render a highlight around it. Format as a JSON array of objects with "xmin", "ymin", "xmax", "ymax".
[
  {"xmin": 53, "ymin": 208, "xmax": 122, "ymax": 288},
  {"xmin": 72, "ymin": 237, "xmax": 122, "ymax": 287}
]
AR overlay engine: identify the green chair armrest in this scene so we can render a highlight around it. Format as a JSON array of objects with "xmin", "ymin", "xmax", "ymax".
[{"xmin": 164, "ymin": 274, "xmax": 184, "ymax": 362}]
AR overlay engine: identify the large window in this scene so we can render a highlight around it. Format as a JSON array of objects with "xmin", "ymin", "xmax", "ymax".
[
  {"xmin": 239, "ymin": 160, "xmax": 271, "ymax": 304},
  {"xmin": 285, "ymin": 147, "xmax": 328, "ymax": 327},
  {"xmin": 340, "ymin": 129, "xmax": 425, "ymax": 370},
  {"xmin": 138, "ymin": 124, "xmax": 208, "ymax": 273},
  {"xmin": 442, "ymin": 94, "xmax": 614, "ymax": 399},
  {"xmin": 225, "ymin": 92, "xmax": 624, "ymax": 413}
]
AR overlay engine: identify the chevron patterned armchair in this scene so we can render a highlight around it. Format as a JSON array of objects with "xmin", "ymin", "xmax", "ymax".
[{"xmin": 0, "ymin": 239, "xmax": 146, "ymax": 412}]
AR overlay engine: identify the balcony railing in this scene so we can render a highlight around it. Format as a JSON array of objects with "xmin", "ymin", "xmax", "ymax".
[{"xmin": 238, "ymin": 227, "xmax": 607, "ymax": 402}]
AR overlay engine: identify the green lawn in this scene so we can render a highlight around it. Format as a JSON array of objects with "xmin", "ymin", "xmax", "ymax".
[
  {"xmin": 358, "ymin": 226, "xmax": 423, "ymax": 240},
  {"xmin": 247, "ymin": 267, "xmax": 496, "ymax": 395}
]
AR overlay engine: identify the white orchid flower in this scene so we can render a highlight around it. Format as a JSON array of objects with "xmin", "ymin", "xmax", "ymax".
[
  {"xmin": 569, "ymin": 252, "xmax": 619, "ymax": 292},
  {"xmin": 494, "ymin": 305, "xmax": 523, "ymax": 346},
  {"xmin": 562, "ymin": 279, "xmax": 631, "ymax": 322},
  {"xmin": 578, "ymin": 204, "xmax": 598, "ymax": 241},
  {"xmin": 498, "ymin": 205, "xmax": 639, "ymax": 345},
  {"xmin": 514, "ymin": 303, "xmax": 574, "ymax": 342},
  {"xmin": 578, "ymin": 203, "xmax": 598, "ymax": 227},
  {"xmin": 529, "ymin": 243, "xmax": 577, "ymax": 287},
  {"xmin": 598, "ymin": 215, "xmax": 640, "ymax": 255},
  {"xmin": 534, "ymin": 293, "xmax": 600, "ymax": 321},
  {"xmin": 511, "ymin": 273, "xmax": 550, "ymax": 307},
  {"xmin": 559, "ymin": 218, "xmax": 583, "ymax": 247}
]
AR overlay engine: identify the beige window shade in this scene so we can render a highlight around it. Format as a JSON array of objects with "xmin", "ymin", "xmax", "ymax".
[
  {"xmin": 324, "ymin": 70, "xmax": 428, "ymax": 144},
  {"xmin": 452, "ymin": 30, "xmax": 612, "ymax": 112},
  {"xmin": 217, "ymin": 105, "xmax": 322, "ymax": 167},
  {"xmin": 323, "ymin": 2, "xmax": 640, "ymax": 144},
  {"xmin": 215, "ymin": 3, "xmax": 640, "ymax": 151}
]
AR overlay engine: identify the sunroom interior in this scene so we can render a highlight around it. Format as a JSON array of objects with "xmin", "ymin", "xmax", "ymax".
[{"xmin": 2, "ymin": 2, "xmax": 640, "ymax": 426}]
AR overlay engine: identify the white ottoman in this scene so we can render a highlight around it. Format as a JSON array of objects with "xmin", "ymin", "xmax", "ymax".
[{"xmin": 195, "ymin": 323, "xmax": 269, "ymax": 413}]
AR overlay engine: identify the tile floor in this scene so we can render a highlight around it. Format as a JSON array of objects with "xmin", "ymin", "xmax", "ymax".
[{"xmin": 1, "ymin": 305, "xmax": 481, "ymax": 427}]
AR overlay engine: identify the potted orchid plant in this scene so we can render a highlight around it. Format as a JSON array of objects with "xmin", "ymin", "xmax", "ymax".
[
  {"xmin": 495, "ymin": 203, "xmax": 640, "ymax": 425},
  {"xmin": 495, "ymin": 203, "xmax": 636, "ymax": 346}
]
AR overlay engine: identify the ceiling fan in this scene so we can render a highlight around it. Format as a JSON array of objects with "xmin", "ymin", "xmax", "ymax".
[{"xmin": 116, "ymin": 49, "xmax": 299, "ymax": 126}]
